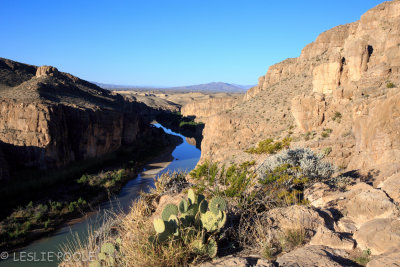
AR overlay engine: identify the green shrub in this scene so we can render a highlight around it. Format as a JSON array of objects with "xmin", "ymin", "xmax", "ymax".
[
  {"xmin": 245, "ymin": 137, "xmax": 291, "ymax": 154},
  {"xmin": 387, "ymin": 82, "xmax": 395, "ymax": 88},
  {"xmin": 332, "ymin": 112, "xmax": 342, "ymax": 122},
  {"xmin": 321, "ymin": 128, "xmax": 332, "ymax": 138},
  {"xmin": 190, "ymin": 160, "xmax": 255, "ymax": 198}
]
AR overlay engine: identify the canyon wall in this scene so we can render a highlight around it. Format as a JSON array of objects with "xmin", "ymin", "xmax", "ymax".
[
  {"xmin": 199, "ymin": 0, "xmax": 400, "ymax": 179},
  {"xmin": 181, "ymin": 96, "xmax": 242, "ymax": 120},
  {"xmin": 0, "ymin": 59, "xmax": 165, "ymax": 179}
]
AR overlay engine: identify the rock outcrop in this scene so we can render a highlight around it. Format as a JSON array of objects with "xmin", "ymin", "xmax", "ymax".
[
  {"xmin": 181, "ymin": 95, "xmax": 241, "ymax": 120},
  {"xmin": 0, "ymin": 58, "xmax": 165, "ymax": 178},
  {"xmin": 198, "ymin": 0, "xmax": 400, "ymax": 181}
]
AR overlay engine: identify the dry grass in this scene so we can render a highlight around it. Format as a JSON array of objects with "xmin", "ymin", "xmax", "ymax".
[{"xmin": 59, "ymin": 183, "xmax": 209, "ymax": 267}]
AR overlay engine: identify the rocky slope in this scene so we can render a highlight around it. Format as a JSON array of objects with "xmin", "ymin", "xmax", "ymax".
[
  {"xmin": 198, "ymin": 0, "xmax": 400, "ymax": 179},
  {"xmin": 0, "ymin": 58, "xmax": 166, "ymax": 179}
]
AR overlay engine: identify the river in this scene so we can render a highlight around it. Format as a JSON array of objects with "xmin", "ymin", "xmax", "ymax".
[{"xmin": 0, "ymin": 123, "xmax": 201, "ymax": 267}]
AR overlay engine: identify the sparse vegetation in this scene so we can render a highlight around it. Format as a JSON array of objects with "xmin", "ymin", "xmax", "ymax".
[
  {"xmin": 303, "ymin": 131, "xmax": 316, "ymax": 141},
  {"xmin": 245, "ymin": 137, "xmax": 291, "ymax": 154},
  {"xmin": 321, "ymin": 128, "xmax": 332, "ymax": 138},
  {"xmin": 63, "ymin": 148, "xmax": 342, "ymax": 266},
  {"xmin": 353, "ymin": 248, "xmax": 371, "ymax": 266},
  {"xmin": 189, "ymin": 160, "xmax": 256, "ymax": 198},
  {"xmin": 386, "ymin": 81, "xmax": 395, "ymax": 88},
  {"xmin": 323, "ymin": 147, "xmax": 332, "ymax": 155},
  {"xmin": 332, "ymin": 111, "xmax": 342, "ymax": 122}
]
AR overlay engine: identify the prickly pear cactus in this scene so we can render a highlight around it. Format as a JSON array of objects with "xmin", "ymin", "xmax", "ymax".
[
  {"xmin": 151, "ymin": 189, "xmax": 227, "ymax": 260},
  {"xmin": 209, "ymin": 196, "xmax": 227, "ymax": 215},
  {"xmin": 161, "ymin": 204, "xmax": 178, "ymax": 221},
  {"xmin": 179, "ymin": 199, "xmax": 189, "ymax": 213},
  {"xmin": 206, "ymin": 238, "xmax": 218, "ymax": 258},
  {"xmin": 188, "ymin": 188, "xmax": 197, "ymax": 204},
  {"xmin": 200, "ymin": 211, "xmax": 219, "ymax": 232},
  {"xmin": 199, "ymin": 199, "xmax": 208, "ymax": 214},
  {"xmin": 153, "ymin": 218, "xmax": 167, "ymax": 234}
]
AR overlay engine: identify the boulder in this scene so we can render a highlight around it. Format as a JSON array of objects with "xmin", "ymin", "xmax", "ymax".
[
  {"xmin": 340, "ymin": 183, "xmax": 398, "ymax": 227},
  {"xmin": 309, "ymin": 226, "xmax": 355, "ymax": 250},
  {"xmin": 354, "ymin": 218, "xmax": 400, "ymax": 255}
]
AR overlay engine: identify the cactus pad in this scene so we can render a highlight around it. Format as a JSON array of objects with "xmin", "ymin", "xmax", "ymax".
[
  {"xmin": 200, "ymin": 211, "xmax": 218, "ymax": 232},
  {"xmin": 207, "ymin": 238, "xmax": 218, "ymax": 258},
  {"xmin": 188, "ymin": 188, "xmax": 197, "ymax": 204},
  {"xmin": 197, "ymin": 194, "xmax": 205, "ymax": 204},
  {"xmin": 218, "ymin": 211, "xmax": 227, "ymax": 229},
  {"xmin": 209, "ymin": 196, "xmax": 227, "ymax": 215},
  {"xmin": 178, "ymin": 199, "xmax": 189, "ymax": 213},
  {"xmin": 161, "ymin": 203, "xmax": 178, "ymax": 221},
  {"xmin": 199, "ymin": 199, "xmax": 208, "ymax": 214},
  {"xmin": 153, "ymin": 218, "xmax": 166, "ymax": 233}
]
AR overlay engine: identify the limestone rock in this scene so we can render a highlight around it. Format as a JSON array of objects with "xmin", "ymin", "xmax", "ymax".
[
  {"xmin": 291, "ymin": 94, "xmax": 326, "ymax": 132},
  {"xmin": 366, "ymin": 250, "xmax": 400, "ymax": 267},
  {"xmin": 181, "ymin": 96, "xmax": 240, "ymax": 119},
  {"xmin": 263, "ymin": 205, "xmax": 332, "ymax": 242},
  {"xmin": 276, "ymin": 245, "xmax": 354, "ymax": 267},
  {"xmin": 340, "ymin": 183, "xmax": 398, "ymax": 227},
  {"xmin": 354, "ymin": 218, "xmax": 400, "ymax": 255},
  {"xmin": 309, "ymin": 226, "xmax": 355, "ymax": 250},
  {"xmin": 378, "ymin": 173, "xmax": 400, "ymax": 204},
  {"xmin": 36, "ymin": 65, "xmax": 59, "ymax": 77}
]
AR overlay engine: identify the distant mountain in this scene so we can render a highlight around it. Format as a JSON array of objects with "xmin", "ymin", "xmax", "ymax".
[
  {"xmin": 165, "ymin": 82, "xmax": 253, "ymax": 92},
  {"xmin": 93, "ymin": 82, "xmax": 255, "ymax": 92}
]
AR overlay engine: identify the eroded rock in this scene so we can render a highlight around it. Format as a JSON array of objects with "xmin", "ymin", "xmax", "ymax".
[{"xmin": 354, "ymin": 218, "xmax": 400, "ymax": 255}]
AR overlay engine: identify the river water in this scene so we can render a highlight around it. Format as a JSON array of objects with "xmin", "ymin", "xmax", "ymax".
[{"xmin": 0, "ymin": 124, "xmax": 201, "ymax": 267}]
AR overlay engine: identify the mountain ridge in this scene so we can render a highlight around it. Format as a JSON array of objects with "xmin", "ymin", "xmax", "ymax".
[{"xmin": 94, "ymin": 81, "xmax": 254, "ymax": 92}]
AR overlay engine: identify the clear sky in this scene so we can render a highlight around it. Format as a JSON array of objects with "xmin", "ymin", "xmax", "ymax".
[{"xmin": 0, "ymin": 0, "xmax": 385, "ymax": 87}]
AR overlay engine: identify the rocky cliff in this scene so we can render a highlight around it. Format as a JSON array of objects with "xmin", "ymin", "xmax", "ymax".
[
  {"xmin": 181, "ymin": 95, "xmax": 241, "ymax": 120},
  {"xmin": 199, "ymin": 0, "xmax": 400, "ymax": 180},
  {"xmin": 0, "ymin": 58, "xmax": 164, "ymax": 179}
]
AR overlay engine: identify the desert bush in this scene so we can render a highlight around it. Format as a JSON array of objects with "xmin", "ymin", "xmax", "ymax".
[
  {"xmin": 256, "ymin": 148, "xmax": 336, "ymax": 183},
  {"xmin": 189, "ymin": 160, "xmax": 256, "ymax": 198},
  {"xmin": 321, "ymin": 128, "xmax": 332, "ymax": 138},
  {"xmin": 386, "ymin": 81, "xmax": 395, "ymax": 88},
  {"xmin": 332, "ymin": 111, "xmax": 342, "ymax": 122},
  {"xmin": 245, "ymin": 137, "xmax": 291, "ymax": 154}
]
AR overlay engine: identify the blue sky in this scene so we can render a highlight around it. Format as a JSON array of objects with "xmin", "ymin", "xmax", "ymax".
[{"xmin": 0, "ymin": 0, "xmax": 384, "ymax": 87}]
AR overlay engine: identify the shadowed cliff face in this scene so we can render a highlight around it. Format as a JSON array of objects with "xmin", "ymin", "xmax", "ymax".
[
  {"xmin": 196, "ymin": 0, "xmax": 400, "ymax": 180},
  {"xmin": 0, "ymin": 58, "xmax": 166, "ymax": 179}
]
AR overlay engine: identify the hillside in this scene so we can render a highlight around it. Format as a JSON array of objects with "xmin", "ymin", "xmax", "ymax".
[{"xmin": 190, "ymin": 0, "xmax": 400, "ymax": 183}]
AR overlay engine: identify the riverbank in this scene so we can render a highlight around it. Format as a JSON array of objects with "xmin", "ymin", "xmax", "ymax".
[{"xmin": 0, "ymin": 128, "xmax": 182, "ymax": 253}]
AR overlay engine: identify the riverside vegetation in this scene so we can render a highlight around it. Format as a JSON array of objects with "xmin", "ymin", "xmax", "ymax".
[
  {"xmin": 0, "ymin": 133, "xmax": 180, "ymax": 251},
  {"xmin": 61, "ymin": 147, "xmax": 354, "ymax": 266}
]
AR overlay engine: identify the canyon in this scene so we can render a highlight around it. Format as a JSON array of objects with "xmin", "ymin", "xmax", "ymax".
[
  {"xmin": 0, "ymin": 58, "xmax": 172, "ymax": 180},
  {"xmin": 1, "ymin": 1, "xmax": 400, "ymax": 265}
]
